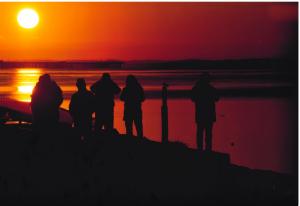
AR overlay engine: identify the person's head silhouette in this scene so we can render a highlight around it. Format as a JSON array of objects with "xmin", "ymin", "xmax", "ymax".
[
  {"xmin": 126, "ymin": 75, "xmax": 138, "ymax": 86},
  {"xmin": 76, "ymin": 78, "xmax": 86, "ymax": 91},
  {"xmin": 102, "ymin": 73, "xmax": 111, "ymax": 81},
  {"xmin": 198, "ymin": 72, "xmax": 210, "ymax": 85},
  {"xmin": 39, "ymin": 74, "xmax": 51, "ymax": 86}
]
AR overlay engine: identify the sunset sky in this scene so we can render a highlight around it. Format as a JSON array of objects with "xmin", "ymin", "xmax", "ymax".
[{"xmin": 0, "ymin": 2, "xmax": 297, "ymax": 61}]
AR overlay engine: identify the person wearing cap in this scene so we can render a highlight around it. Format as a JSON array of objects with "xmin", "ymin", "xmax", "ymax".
[
  {"xmin": 69, "ymin": 78, "xmax": 95, "ymax": 138},
  {"xmin": 191, "ymin": 72, "xmax": 219, "ymax": 152}
]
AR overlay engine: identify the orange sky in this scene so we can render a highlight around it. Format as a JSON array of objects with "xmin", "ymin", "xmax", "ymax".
[{"xmin": 0, "ymin": 2, "xmax": 297, "ymax": 61}]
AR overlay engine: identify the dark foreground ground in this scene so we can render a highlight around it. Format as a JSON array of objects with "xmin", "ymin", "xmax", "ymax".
[{"xmin": 0, "ymin": 124, "xmax": 297, "ymax": 206}]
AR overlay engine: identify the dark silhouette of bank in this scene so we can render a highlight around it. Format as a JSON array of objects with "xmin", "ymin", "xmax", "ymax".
[
  {"xmin": 31, "ymin": 74, "xmax": 63, "ymax": 128},
  {"xmin": 90, "ymin": 73, "xmax": 120, "ymax": 133},
  {"xmin": 69, "ymin": 78, "xmax": 95, "ymax": 139},
  {"xmin": 191, "ymin": 72, "xmax": 219, "ymax": 152},
  {"xmin": 0, "ymin": 123, "xmax": 296, "ymax": 206},
  {"xmin": 120, "ymin": 75, "xmax": 145, "ymax": 138}
]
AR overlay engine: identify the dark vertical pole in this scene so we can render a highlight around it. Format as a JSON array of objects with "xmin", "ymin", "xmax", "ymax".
[{"xmin": 161, "ymin": 83, "xmax": 168, "ymax": 143}]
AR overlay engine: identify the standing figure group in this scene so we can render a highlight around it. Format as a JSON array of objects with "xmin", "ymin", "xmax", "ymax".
[
  {"xmin": 31, "ymin": 71, "xmax": 219, "ymax": 152},
  {"xmin": 31, "ymin": 73, "xmax": 145, "ymax": 139},
  {"xmin": 71, "ymin": 73, "xmax": 145, "ymax": 138}
]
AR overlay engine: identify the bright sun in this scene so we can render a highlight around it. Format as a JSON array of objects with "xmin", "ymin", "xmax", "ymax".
[{"xmin": 17, "ymin": 8, "xmax": 39, "ymax": 29}]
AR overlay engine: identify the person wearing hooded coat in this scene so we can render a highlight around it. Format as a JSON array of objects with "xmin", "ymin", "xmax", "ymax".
[
  {"xmin": 120, "ymin": 75, "xmax": 145, "ymax": 138},
  {"xmin": 31, "ymin": 74, "xmax": 63, "ymax": 127},
  {"xmin": 90, "ymin": 73, "xmax": 121, "ymax": 133},
  {"xmin": 191, "ymin": 72, "xmax": 219, "ymax": 152},
  {"xmin": 69, "ymin": 78, "xmax": 95, "ymax": 138}
]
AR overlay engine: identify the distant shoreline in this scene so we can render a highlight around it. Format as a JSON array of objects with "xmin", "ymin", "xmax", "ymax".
[{"xmin": 0, "ymin": 58, "xmax": 297, "ymax": 71}]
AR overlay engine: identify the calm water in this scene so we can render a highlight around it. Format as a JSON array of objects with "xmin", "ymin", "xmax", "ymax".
[{"xmin": 0, "ymin": 68, "xmax": 297, "ymax": 174}]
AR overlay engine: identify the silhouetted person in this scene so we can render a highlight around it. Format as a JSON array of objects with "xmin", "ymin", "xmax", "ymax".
[
  {"xmin": 90, "ymin": 73, "xmax": 120, "ymax": 133},
  {"xmin": 120, "ymin": 75, "xmax": 145, "ymax": 138},
  {"xmin": 69, "ymin": 78, "xmax": 95, "ymax": 139},
  {"xmin": 191, "ymin": 73, "xmax": 219, "ymax": 152},
  {"xmin": 31, "ymin": 74, "xmax": 63, "ymax": 128}
]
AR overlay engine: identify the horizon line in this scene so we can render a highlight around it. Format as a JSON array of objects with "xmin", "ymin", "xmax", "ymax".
[{"xmin": 0, "ymin": 57, "xmax": 286, "ymax": 63}]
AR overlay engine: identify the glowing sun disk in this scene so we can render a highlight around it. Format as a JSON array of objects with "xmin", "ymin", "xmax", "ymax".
[{"xmin": 17, "ymin": 8, "xmax": 39, "ymax": 29}]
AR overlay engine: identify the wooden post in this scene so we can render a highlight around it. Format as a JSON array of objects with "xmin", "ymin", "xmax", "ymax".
[{"xmin": 161, "ymin": 83, "xmax": 168, "ymax": 143}]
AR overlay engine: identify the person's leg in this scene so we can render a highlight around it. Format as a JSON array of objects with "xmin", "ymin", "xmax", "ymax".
[
  {"xmin": 134, "ymin": 113, "xmax": 143, "ymax": 138},
  {"xmin": 125, "ymin": 119, "xmax": 133, "ymax": 136},
  {"xmin": 95, "ymin": 111, "xmax": 104, "ymax": 131},
  {"xmin": 82, "ymin": 117, "xmax": 92, "ymax": 139},
  {"xmin": 87, "ymin": 116, "xmax": 93, "ymax": 136},
  {"xmin": 54, "ymin": 109, "xmax": 60, "ymax": 124},
  {"xmin": 74, "ymin": 121, "xmax": 82, "ymax": 135},
  {"xmin": 205, "ymin": 122, "xmax": 213, "ymax": 152},
  {"xmin": 79, "ymin": 124, "xmax": 85, "ymax": 140},
  {"xmin": 94, "ymin": 112, "xmax": 100, "ymax": 130},
  {"xmin": 196, "ymin": 123, "xmax": 204, "ymax": 152},
  {"xmin": 106, "ymin": 106, "xmax": 114, "ymax": 133}
]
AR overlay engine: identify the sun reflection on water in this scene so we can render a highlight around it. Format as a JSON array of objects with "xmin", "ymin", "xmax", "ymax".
[{"xmin": 13, "ymin": 68, "xmax": 41, "ymax": 102}]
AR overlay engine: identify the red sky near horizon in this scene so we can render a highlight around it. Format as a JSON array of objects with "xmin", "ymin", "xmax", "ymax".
[{"xmin": 0, "ymin": 2, "xmax": 297, "ymax": 61}]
